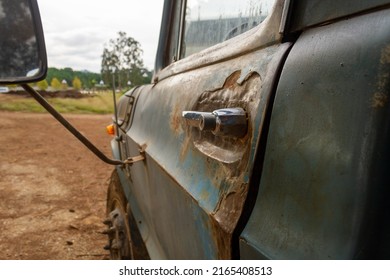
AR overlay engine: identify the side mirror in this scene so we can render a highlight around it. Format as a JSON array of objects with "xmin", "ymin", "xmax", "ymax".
[
  {"xmin": 0, "ymin": 0, "xmax": 47, "ymax": 84},
  {"xmin": 0, "ymin": 0, "xmax": 122, "ymax": 165}
]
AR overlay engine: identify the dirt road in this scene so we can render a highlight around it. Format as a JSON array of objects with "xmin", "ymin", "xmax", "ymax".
[{"xmin": 0, "ymin": 111, "xmax": 115, "ymax": 259}]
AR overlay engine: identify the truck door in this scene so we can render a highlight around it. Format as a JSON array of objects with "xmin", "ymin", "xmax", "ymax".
[
  {"xmin": 117, "ymin": 0, "xmax": 291, "ymax": 259},
  {"xmin": 240, "ymin": 1, "xmax": 390, "ymax": 259}
]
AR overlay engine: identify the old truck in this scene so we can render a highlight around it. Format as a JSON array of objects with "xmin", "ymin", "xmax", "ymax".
[{"xmin": 0, "ymin": 0, "xmax": 389, "ymax": 259}]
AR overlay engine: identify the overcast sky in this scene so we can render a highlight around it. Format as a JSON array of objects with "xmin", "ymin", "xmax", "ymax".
[{"xmin": 37, "ymin": 0, "xmax": 164, "ymax": 73}]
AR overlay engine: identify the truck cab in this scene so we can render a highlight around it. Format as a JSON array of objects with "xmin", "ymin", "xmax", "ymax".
[
  {"xmin": 0, "ymin": 0, "xmax": 388, "ymax": 260},
  {"xmin": 106, "ymin": 0, "xmax": 390, "ymax": 259}
]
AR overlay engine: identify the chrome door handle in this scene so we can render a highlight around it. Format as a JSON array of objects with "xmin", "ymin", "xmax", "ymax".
[{"xmin": 182, "ymin": 107, "xmax": 247, "ymax": 138}]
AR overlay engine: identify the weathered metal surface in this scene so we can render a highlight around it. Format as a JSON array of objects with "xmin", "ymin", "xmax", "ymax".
[
  {"xmin": 240, "ymin": 8, "xmax": 390, "ymax": 259},
  {"xmin": 112, "ymin": 0, "xmax": 292, "ymax": 258},
  {"xmin": 119, "ymin": 46, "xmax": 291, "ymax": 258},
  {"xmin": 289, "ymin": 0, "xmax": 390, "ymax": 32}
]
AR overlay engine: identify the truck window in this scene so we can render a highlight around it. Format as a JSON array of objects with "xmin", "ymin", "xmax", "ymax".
[{"xmin": 181, "ymin": 0, "xmax": 275, "ymax": 58}]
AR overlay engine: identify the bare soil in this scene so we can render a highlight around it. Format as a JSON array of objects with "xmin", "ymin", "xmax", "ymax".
[{"xmin": 0, "ymin": 110, "xmax": 115, "ymax": 259}]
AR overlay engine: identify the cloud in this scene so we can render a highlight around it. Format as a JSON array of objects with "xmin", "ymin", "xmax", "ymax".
[{"xmin": 37, "ymin": 0, "xmax": 164, "ymax": 72}]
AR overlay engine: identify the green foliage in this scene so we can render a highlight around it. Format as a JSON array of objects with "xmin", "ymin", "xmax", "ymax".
[
  {"xmin": 46, "ymin": 67, "xmax": 101, "ymax": 90},
  {"xmin": 101, "ymin": 31, "xmax": 150, "ymax": 88},
  {"xmin": 72, "ymin": 77, "xmax": 82, "ymax": 90},
  {"xmin": 50, "ymin": 77, "xmax": 61, "ymax": 90},
  {"xmin": 36, "ymin": 79, "xmax": 49, "ymax": 90}
]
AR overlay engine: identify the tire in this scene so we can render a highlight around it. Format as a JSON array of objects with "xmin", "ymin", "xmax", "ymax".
[
  {"xmin": 104, "ymin": 169, "xmax": 133, "ymax": 259},
  {"xmin": 104, "ymin": 169, "xmax": 149, "ymax": 260}
]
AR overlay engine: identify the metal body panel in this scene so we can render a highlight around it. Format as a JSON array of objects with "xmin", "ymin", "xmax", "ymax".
[
  {"xmin": 289, "ymin": 0, "xmax": 390, "ymax": 32},
  {"xmin": 112, "ymin": 0, "xmax": 293, "ymax": 259},
  {"xmin": 113, "ymin": 1, "xmax": 292, "ymax": 257},
  {"xmin": 118, "ymin": 41, "xmax": 291, "ymax": 259},
  {"xmin": 240, "ymin": 8, "xmax": 390, "ymax": 259}
]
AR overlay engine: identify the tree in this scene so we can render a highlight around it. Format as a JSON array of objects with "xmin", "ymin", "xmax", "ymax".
[
  {"xmin": 51, "ymin": 78, "xmax": 61, "ymax": 90},
  {"xmin": 72, "ymin": 77, "xmax": 82, "ymax": 90},
  {"xmin": 36, "ymin": 79, "xmax": 49, "ymax": 91},
  {"xmin": 101, "ymin": 31, "xmax": 144, "ymax": 88}
]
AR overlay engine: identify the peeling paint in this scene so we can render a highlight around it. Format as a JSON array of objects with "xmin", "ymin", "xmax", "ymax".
[
  {"xmin": 191, "ymin": 72, "xmax": 261, "ymax": 164},
  {"xmin": 170, "ymin": 103, "xmax": 183, "ymax": 135},
  {"xmin": 223, "ymin": 71, "xmax": 242, "ymax": 88}
]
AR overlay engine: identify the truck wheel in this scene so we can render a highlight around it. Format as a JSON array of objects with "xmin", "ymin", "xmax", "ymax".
[{"xmin": 103, "ymin": 170, "xmax": 133, "ymax": 259}]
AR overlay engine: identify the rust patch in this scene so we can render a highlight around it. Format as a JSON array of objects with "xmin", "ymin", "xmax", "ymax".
[
  {"xmin": 179, "ymin": 70, "xmax": 261, "ymax": 165},
  {"xmin": 214, "ymin": 182, "xmax": 248, "ymax": 229},
  {"xmin": 223, "ymin": 70, "xmax": 242, "ymax": 89},
  {"xmin": 198, "ymin": 71, "xmax": 261, "ymax": 109},
  {"xmin": 380, "ymin": 44, "xmax": 390, "ymax": 64},
  {"xmin": 209, "ymin": 178, "xmax": 249, "ymax": 259},
  {"xmin": 192, "ymin": 72, "xmax": 261, "ymax": 164},
  {"xmin": 170, "ymin": 103, "xmax": 183, "ymax": 135},
  {"xmin": 372, "ymin": 92, "xmax": 388, "ymax": 108},
  {"xmin": 208, "ymin": 146, "xmax": 252, "ymax": 259},
  {"xmin": 238, "ymin": 70, "xmax": 263, "ymax": 85},
  {"xmin": 372, "ymin": 45, "xmax": 390, "ymax": 108},
  {"xmin": 210, "ymin": 216, "xmax": 232, "ymax": 259}
]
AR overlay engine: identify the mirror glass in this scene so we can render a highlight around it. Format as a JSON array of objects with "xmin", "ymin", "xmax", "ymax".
[{"xmin": 0, "ymin": 0, "xmax": 46, "ymax": 83}]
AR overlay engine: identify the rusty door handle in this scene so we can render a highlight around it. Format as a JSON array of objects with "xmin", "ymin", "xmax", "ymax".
[{"xmin": 182, "ymin": 107, "xmax": 248, "ymax": 138}]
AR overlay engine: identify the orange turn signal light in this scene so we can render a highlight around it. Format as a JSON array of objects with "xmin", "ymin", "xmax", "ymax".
[{"xmin": 106, "ymin": 124, "xmax": 115, "ymax": 136}]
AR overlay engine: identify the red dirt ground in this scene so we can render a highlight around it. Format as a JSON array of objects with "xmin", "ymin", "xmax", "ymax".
[{"xmin": 0, "ymin": 111, "xmax": 115, "ymax": 259}]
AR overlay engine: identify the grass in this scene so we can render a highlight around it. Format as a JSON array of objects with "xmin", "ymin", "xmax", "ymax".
[{"xmin": 0, "ymin": 91, "xmax": 122, "ymax": 114}]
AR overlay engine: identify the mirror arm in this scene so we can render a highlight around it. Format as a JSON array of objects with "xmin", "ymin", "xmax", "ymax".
[{"xmin": 21, "ymin": 84, "xmax": 124, "ymax": 166}]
